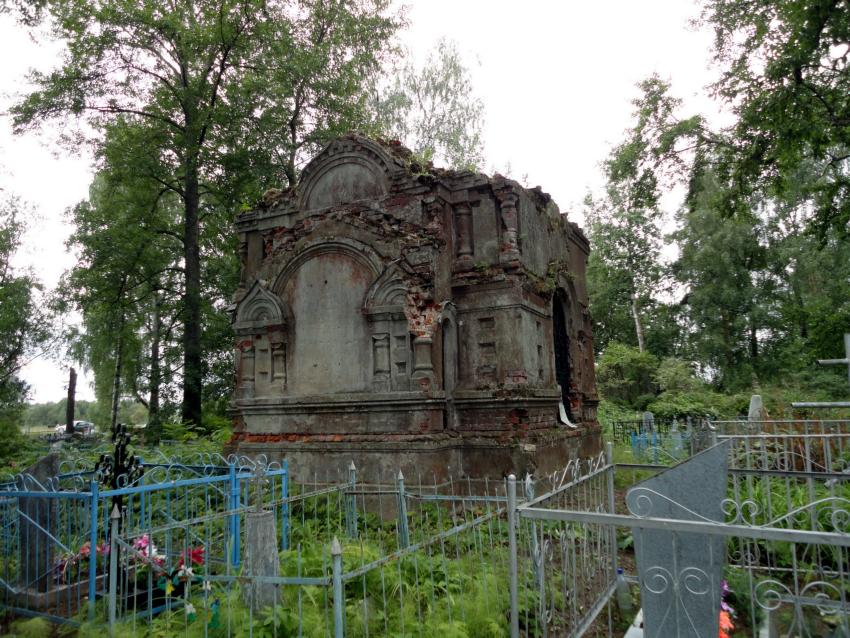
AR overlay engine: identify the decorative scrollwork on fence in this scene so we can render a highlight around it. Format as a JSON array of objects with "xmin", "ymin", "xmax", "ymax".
[
  {"xmin": 722, "ymin": 497, "xmax": 761, "ymax": 525},
  {"xmin": 763, "ymin": 496, "xmax": 850, "ymax": 532},
  {"xmin": 754, "ymin": 578, "xmax": 850, "ymax": 620},
  {"xmin": 727, "ymin": 539, "xmax": 761, "ymax": 567},
  {"xmin": 627, "ymin": 487, "xmax": 722, "ymax": 523}
]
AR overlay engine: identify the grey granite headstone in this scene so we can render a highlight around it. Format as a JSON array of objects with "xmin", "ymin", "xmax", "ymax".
[
  {"xmin": 747, "ymin": 394, "xmax": 764, "ymax": 422},
  {"xmin": 643, "ymin": 411, "xmax": 655, "ymax": 432},
  {"xmin": 627, "ymin": 441, "xmax": 730, "ymax": 637},
  {"xmin": 17, "ymin": 453, "xmax": 60, "ymax": 592},
  {"xmin": 669, "ymin": 418, "xmax": 683, "ymax": 459},
  {"xmin": 243, "ymin": 510, "xmax": 280, "ymax": 609}
]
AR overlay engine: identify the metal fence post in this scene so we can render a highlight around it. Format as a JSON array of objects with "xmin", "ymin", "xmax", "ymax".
[
  {"xmin": 606, "ymin": 442, "xmax": 618, "ymax": 578},
  {"xmin": 138, "ymin": 457, "xmax": 146, "ymax": 528},
  {"xmin": 281, "ymin": 460, "xmax": 289, "ymax": 551},
  {"xmin": 88, "ymin": 480, "xmax": 99, "ymax": 621},
  {"xmin": 229, "ymin": 462, "xmax": 241, "ymax": 567},
  {"xmin": 346, "ymin": 461, "xmax": 357, "ymax": 539},
  {"xmin": 331, "ymin": 537, "xmax": 344, "ymax": 638},
  {"xmin": 396, "ymin": 470, "xmax": 409, "ymax": 549},
  {"xmin": 507, "ymin": 474, "xmax": 519, "ymax": 638},
  {"xmin": 107, "ymin": 504, "xmax": 120, "ymax": 633}
]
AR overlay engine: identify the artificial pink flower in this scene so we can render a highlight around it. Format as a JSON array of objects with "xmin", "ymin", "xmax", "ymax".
[{"xmin": 133, "ymin": 534, "xmax": 151, "ymax": 555}]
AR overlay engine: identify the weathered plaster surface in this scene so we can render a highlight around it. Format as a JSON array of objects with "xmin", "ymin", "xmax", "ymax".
[{"xmin": 228, "ymin": 135, "xmax": 600, "ymax": 480}]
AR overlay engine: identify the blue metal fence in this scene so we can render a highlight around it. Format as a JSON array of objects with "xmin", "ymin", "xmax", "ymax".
[{"xmin": 0, "ymin": 454, "xmax": 288, "ymax": 625}]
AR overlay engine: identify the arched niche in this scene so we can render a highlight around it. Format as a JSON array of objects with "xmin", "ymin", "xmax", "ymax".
[
  {"xmin": 440, "ymin": 303, "xmax": 459, "ymax": 429},
  {"xmin": 297, "ymin": 137, "xmax": 402, "ymax": 212},
  {"xmin": 233, "ymin": 281, "xmax": 289, "ymax": 399},
  {"xmin": 274, "ymin": 242, "xmax": 380, "ymax": 395},
  {"xmin": 552, "ymin": 289, "xmax": 574, "ymax": 420},
  {"xmin": 363, "ymin": 264, "xmax": 415, "ymax": 392}
]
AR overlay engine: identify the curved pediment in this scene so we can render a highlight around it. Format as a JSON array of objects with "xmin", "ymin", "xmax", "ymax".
[
  {"xmin": 233, "ymin": 281, "xmax": 286, "ymax": 334},
  {"xmin": 364, "ymin": 263, "xmax": 414, "ymax": 317},
  {"xmin": 297, "ymin": 136, "xmax": 407, "ymax": 211}
]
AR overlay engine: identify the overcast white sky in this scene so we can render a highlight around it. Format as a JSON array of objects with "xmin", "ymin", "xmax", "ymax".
[{"xmin": 0, "ymin": 1, "xmax": 723, "ymax": 404}]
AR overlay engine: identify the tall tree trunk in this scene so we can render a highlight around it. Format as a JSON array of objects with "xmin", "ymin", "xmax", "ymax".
[
  {"xmin": 181, "ymin": 157, "xmax": 203, "ymax": 426},
  {"xmin": 111, "ymin": 313, "xmax": 125, "ymax": 433},
  {"xmin": 630, "ymin": 293, "xmax": 646, "ymax": 353},
  {"xmin": 749, "ymin": 315, "xmax": 759, "ymax": 361},
  {"xmin": 65, "ymin": 367, "xmax": 76, "ymax": 434},
  {"xmin": 790, "ymin": 280, "xmax": 808, "ymax": 339},
  {"xmin": 147, "ymin": 291, "xmax": 162, "ymax": 442}
]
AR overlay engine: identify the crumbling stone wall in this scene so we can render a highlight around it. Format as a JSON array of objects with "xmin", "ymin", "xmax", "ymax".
[{"xmin": 229, "ymin": 135, "xmax": 599, "ymax": 480}]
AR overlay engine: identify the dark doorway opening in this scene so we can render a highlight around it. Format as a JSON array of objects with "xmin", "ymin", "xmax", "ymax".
[{"xmin": 553, "ymin": 294, "xmax": 572, "ymax": 417}]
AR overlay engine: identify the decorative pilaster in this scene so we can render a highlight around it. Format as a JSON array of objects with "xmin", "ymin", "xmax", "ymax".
[
  {"xmin": 453, "ymin": 200, "xmax": 474, "ymax": 270},
  {"xmin": 496, "ymin": 189, "xmax": 521, "ymax": 266},
  {"xmin": 237, "ymin": 238, "xmax": 249, "ymax": 291},
  {"xmin": 238, "ymin": 342, "xmax": 256, "ymax": 399},
  {"xmin": 410, "ymin": 335, "xmax": 435, "ymax": 391},
  {"xmin": 371, "ymin": 333, "xmax": 391, "ymax": 392},
  {"xmin": 272, "ymin": 342, "xmax": 287, "ymax": 386}
]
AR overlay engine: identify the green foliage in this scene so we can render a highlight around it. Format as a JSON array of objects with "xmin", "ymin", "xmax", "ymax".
[
  {"xmin": 5, "ymin": 617, "xmax": 52, "ymax": 638},
  {"xmin": 585, "ymin": 76, "xmax": 695, "ymax": 355},
  {"xmin": 646, "ymin": 389, "xmax": 742, "ymax": 420},
  {"xmin": 700, "ymin": 0, "xmax": 850, "ymax": 236},
  {"xmin": 594, "ymin": 344, "xmax": 839, "ymax": 419},
  {"xmin": 647, "ymin": 356, "xmax": 745, "ymax": 418},
  {"xmin": 589, "ymin": 69, "xmax": 850, "ymax": 401},
  {"xmin": 595, "ymin": 343, "xmax": 659, "ymax": 407},
  {"xmin": 12, "ymin": 0, "xmax": 403, "ymax": 427},
  {"xmin": 0, "ymin": 196, "xmax": 50, "ymax": 456},
  {"xmin": 371, "ymin": 38, "xmax": 486, "ymax": 171}
]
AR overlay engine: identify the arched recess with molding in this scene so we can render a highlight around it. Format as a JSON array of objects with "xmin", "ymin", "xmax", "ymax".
[
  {"xmin": 273, "ymin": 240, "xmax": 381, "ymax": 395},
  {"xmin": 232, "ymin": 281, "xmax": 290, "ymax": 398},
  {"xmin": 440, "ymin": 303, "xmax": 459, "ymax": 429},
  {"xmin": 363, "ymin": 263, "xmax": 415, "ymax": 392}
]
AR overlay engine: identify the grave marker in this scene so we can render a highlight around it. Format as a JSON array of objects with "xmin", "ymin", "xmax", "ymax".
[{"xmin": 627, "ymin": 441, "xmax": 731, "ymax": 637}]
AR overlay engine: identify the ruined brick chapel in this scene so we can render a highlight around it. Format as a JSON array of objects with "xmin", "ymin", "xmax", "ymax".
[{"xmin": 229, "ymin": 135, "xmax": 600, "ymax": 480}]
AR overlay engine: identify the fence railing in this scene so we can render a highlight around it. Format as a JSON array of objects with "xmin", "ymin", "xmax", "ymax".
[
  {"xmin": 508, "ymin": 450, "xmax": 615, "ymax": 638},
  {"xmin": 0, "ymin": 454, "xmax": 287, "ymax": 624},
  {"xmin": 5, "ymin": 418, "xmax": 850, "ymax": 636},
  {"xmin": 90, "ymin": 468, "xmax": 532, "ymax": 637},
  {"xmin": 511, "ymin": 421, "xmax": 850, "ymax": 637}
]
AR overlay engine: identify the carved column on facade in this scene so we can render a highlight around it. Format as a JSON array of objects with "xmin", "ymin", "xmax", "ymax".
[
  {"xmin": 271, "ymin": 340, "xmax": 287, "ymax": 386},
  {"xmin": 411, "ymin": 335, "xmax": 435, "ymax": 391},
  {"xmin": 371, "ymin": 333, "xmax": 392, "ymax": 392},
  {"xmin": 453, "ymin": 199, "xmax": 474, "ymax": 271},
  {"xmin": 496, "ymin": 189, "xmax": 521, "ymax": 266},
  {"xmin": 239, "ymin": 341, "xmax": 256, "ymax": 399},
  {"xmin": 237, "ymin": 237, "xmax": 249, "ymax": 291},
  {"xmin": 366, "ymin": 310, "xmax": 392, "ymax": 392}
]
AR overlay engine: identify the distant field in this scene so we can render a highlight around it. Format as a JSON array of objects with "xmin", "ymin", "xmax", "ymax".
[{"xmin": 23, "ymin": 425, "xmax": 56, "ymax": 436}]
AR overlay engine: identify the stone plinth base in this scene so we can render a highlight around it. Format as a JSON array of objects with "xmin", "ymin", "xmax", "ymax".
[{"xmin": 228, "ymin": 423, "xmax": 601, "ymax": 484}]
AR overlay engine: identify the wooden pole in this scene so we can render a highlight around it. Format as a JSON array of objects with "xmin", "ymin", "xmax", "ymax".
[{"xmin": 66, "ymin": 367, "xmax": 76, "ymax": 434}]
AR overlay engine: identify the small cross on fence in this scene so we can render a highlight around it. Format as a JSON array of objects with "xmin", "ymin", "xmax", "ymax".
[
  {"xmin": 818, "ymin": 333, "xmax": 850, "ymax": 387},
  {"xmin": 791, "ymin": 333, "xmax": 850, "ymax": 409}
]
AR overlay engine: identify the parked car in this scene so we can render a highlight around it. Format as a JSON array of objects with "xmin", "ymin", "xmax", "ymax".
[
  {"xmin": 73, "ymin": 421, "xmax": 96, "ymax": 436},
  {"xmin": 54, "ymin": 421, "xmax": 96, "ymax": 436}
]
